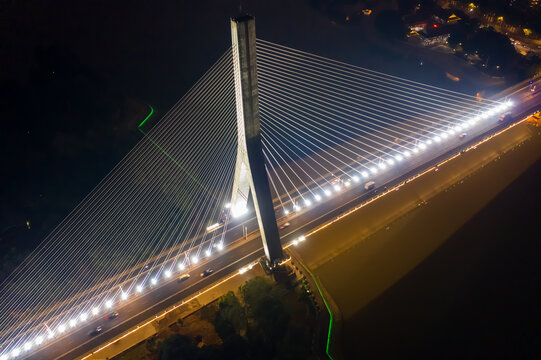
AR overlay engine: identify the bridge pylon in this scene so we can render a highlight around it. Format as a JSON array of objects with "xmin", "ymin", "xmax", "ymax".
[{"xmin": 230, "ymin": 15, "xmax": 283, "ymax": 266}]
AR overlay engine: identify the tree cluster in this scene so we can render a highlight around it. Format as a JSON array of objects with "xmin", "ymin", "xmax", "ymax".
[{"xmin": 158, "ymin": 277, "xmax": 316, "ymax": 360}]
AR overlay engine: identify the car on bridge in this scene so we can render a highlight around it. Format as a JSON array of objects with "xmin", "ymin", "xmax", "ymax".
[
  {"xmin": 499, "ymin": 113, "xmax": 513, "ymax": 122},
  {"xmin": 105, "ymin": 312, "xmax": 119, "ymax": 321},
  {"xmin": 279, "ymin": 222, "xmax": 291, "ymax": 230},
  {"xmin": 201, "ymin": 269, "xmax": 214, "ymax": 277},
  {"xmin": 364, "ymin": 181, "xmax": 375, "ymax": 191},
  {"xmin": 178, "ymin": 273, "xmax": 190, "ymax": 282},
  {"xmin": 89, "ymin": 326, "xmax": 103, "ymax": 336}
]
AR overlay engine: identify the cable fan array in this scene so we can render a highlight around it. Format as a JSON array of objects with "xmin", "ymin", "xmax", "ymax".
[
  {"xmin": 0, "ymin": 38, "xmax": 516, "ymax": 360},
  {"xmin": 0, "ymin": 49, "xmax": 237, "ymax": 358},
  {"xmin": 257, "ymin": 39, "xmax": 512, "ymax": 214}
]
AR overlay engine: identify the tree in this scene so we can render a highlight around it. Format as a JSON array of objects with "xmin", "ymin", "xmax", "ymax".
[
  {"xmin": 252, "ymin": 295, "xmax": 290, "ymax": 344},
  {"xmin": 221, "ymin": 334, "xmax": 249, "ymax": 360},
  {"xmin": 215, "ymin": 291, "xmax": 246, "ymax": 334},
  {"xmin": 397, "ymin": 0, "xmax": 419, "ymax": 15},
  {"xmin": 374, "ymin": 11, "xmax": 407, "ymax": 40},
  {"xmin": 464, "ymin": 28, "xmax": 517, "ymax": 69},
  {"xmin": 159, "ymin": 334, "xmax": 198, "ymax": 360},
  {"xmin": 240, "ymin": 277, "xmax": 274, "ymax": 315}
]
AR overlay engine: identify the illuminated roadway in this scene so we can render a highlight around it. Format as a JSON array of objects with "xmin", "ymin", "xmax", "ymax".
[{"xmin": 22, "ymin": 78, "xmax": 541, "ymax": 360}]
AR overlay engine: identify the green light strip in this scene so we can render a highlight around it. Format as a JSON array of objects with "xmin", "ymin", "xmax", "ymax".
[
  {"xmin": 138, "ymin": 127, "xmax": 205, "ymax": 190},
  {"xmin": 294, "ymin": 254, "xmax": 335, "ymax": 360},
  {"xmin": 138, "ymin": 105, "xmax": 154, "ymax": 128}
]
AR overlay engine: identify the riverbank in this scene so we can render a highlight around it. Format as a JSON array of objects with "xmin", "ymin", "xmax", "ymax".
[{"xmin": 294, "ymin": 120, "xmax": 541, "ymax": 358}]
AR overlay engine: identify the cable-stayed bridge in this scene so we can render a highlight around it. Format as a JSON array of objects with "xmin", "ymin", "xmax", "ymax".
[{"xmin": 1, "ymin": 15, "xmax": 538, "ymax": 360}]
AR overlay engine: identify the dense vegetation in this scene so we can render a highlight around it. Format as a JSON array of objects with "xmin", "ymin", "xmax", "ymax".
[{"xmin": 157, "ymin": 276, "xmax": 318, "ymax": 360}]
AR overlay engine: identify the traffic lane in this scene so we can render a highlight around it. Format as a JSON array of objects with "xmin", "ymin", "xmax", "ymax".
[
  {"xmin": 25, "ymin": 235, "xmax": 265, "ymax": 360},
  {"xmin": 19, "ymin": 212, "xmax": 265, "ymax": 360},
  {"xmin": 33, "ymin": 240, "xmax": 264, "ymax": 360}
]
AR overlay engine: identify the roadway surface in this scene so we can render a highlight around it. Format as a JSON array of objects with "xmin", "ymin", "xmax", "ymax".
[
  {"xmin": 18, "ymin": 78, "xmax": 541, "ymax": 360},
  {"xmin": 297, "ymin": 99, "xmax": 541, "ymax": 359}
]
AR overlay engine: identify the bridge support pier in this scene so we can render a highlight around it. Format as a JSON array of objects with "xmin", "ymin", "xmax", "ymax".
[{"xmin": 230, "ymin": 15, "xmax": 283, "ymax": 266}]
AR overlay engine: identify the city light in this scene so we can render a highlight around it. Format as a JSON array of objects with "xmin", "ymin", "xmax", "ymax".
[
  {"xmin": 178, "ymin": 263, "xmax": 186, "ymax": 271},
  {"xmin": 205, "ymin": 249, "xmax": 211, "ymax": 257},
  {"xmin": 324, "ymin": 188, "xmax": 332, "ymax": 196},
  {"xmin": 395, "ymin": 154, "xmax": 403, "ymax": 161},
  {"xmin": 136, "ymin": 285, "xmax": 144, "ymax": 293},
  {"xmin": 191, "ymin": 256, "xmax": 199, "ymax": 264},
  {"xmin": 304, "ymin": 199, "xmax": 312, "ymax": 206},
  {"xmin": 217, "ymin": 242, "xmax": 224, "ymax": 251},
  {"xmin": 80, "ymin": 313, "xmax": 88, "ymax": 321},
  {"xmin": 314, "ymin": 194, "xmax": 322, "ymax": 201},
  {"xmin": 419, "ymin": 142, "xmax": 427, "ymax": 150},
  {"xmin": 105, "ymin": 299, "xmax": 113, "ymax": 308},
  {"xmin": 284, "ymin": 208, "xmax": 290, "ymax": 215},
  {"xmin": 386, "ymin": 158, "xmax": 395, "ymax": 166},
  {"xmin": 378, "ymin": 162, "xmax": 386, "ymax": 170},
  {"xmin": 164, "ymin": 270, "xmax": 172, "ymax": 278},
  {"xmin": 23, "ymin": 342, "xmax": 32, "ymax": 351},
  {"xmin": 352, "ymin": 175, "xmax": 360, "ymax": 182},
  {"xmin": 298, "ymin": 235, "xmax": 306, "ymax": 241},
  {"xmin": 333, "ymin": 184, "xmax": 341, "ymax": 191},
  {"xmin": 69, "ymin": 319, "xmax": 77, "ymax": 328},
  {"xmin": 361, "ymin": 171, "xmax": 369, "ymax": 178},
  {"xmin": 35, "ymin": 336, "xmax": 44, "ymax": 345},
  {"xmin": 11, "ymin": 349, "xmax": 20, "ymax": 358},
  {"xmin": 151, "ymin": 278, "xmax": 158, "ymax": 285},
  {"xmin": 0, "ymin": 354, "xmax": 8, "ymax": 360},
  {"xmin": 370, "ymin": 166, "xmax": 378, "ymax": 174},
  {"xmin": 92, "ymin": 307, "xmax": 100, "ymax": 315},
  {"xmin": 294, "ymin": 204, "xmax": 301, "ymax": 211},
  {"xmin": 121, "ymin": 292, "xmax": 129, "ymax": 300},
  {"xmin": 433, "ymin": 135, "xmax": 441, "ymax": 143},
  {"xmin": 403, "ymin": 150, "xmax": 411, "ymax": 157},
  {"xmin": 58, "ymin": 324, "xmax": 66, "ymax": 333}
]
